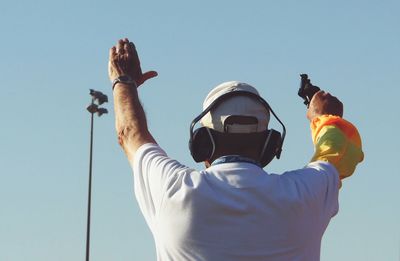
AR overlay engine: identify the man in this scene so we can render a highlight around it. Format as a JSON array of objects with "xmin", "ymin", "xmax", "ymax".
[{"xmin": 109, "ymin": 38, "xmax": 364, "ymax": 261}]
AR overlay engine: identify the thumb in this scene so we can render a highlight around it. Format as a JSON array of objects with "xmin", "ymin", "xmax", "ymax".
[{"xmin": 138, "ymin": 71, "xmax": 158, "ymax": 86}]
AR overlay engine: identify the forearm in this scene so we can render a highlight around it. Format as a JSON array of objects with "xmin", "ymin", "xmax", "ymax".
[
  {"xmin": 310, "ymin": 115, "xmax": 364, "ymax": 180},
  {"xmin": 113, "ymin": 83, "xmax": 155, "ymax": 161}
]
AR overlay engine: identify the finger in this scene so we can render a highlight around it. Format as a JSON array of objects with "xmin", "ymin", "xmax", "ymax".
[
  {"xmin": 123, "ymin": 38, "xmax": 130, "ymax": 52},
  {"xmin": 117, "ymin": 39, "xmax": 125, "ymax": 54},
  {"xmin": 323, "ymin": 92, "xmax": 333, "ymax": 98},
  {"xmin": 128, "ymin": 42, "xmax": 141, "ymax": 67},
  {"xmin": 311, "ymin": 90, "xmax": 324, "ymax": 101},
  {"xmin": 124, "ymin": 41, "xmax": 131, "ymax": 54},
  {"xmin": 129, "ymin": 42, "xmax": 138, "ymax": 56},
  {"xmin": 142, "ymin": 71, "xmax": 158, "ymax": 82},
  {"xmin": 109, "ymin": 46, "xmax": 117, "ymax": 60},
  {"xmin": 129, "ymin": 42, "xmax": 136, "ymax": 50},
  {"xmin": 306, "ymin": 109, "xmax": 312, "ymax": 121}
]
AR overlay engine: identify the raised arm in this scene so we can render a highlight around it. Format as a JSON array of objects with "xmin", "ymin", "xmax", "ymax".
[
  {"xmin": 307, "ymin": 91, "xmax": 364, "ymax": 181},
  {"xmin": 108, "ymin": 38, "xmax": 158, "ymax": 162}
]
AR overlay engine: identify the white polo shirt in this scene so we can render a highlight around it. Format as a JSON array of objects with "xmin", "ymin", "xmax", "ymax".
[{"xmin": 132, "ymin": 143, "xmax": 339, "ymax": 261}]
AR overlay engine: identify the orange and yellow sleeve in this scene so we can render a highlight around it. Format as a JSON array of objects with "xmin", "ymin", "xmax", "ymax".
[{"xmin": 310, "ymin": 115, "xmax": 364, "ymax": 180}]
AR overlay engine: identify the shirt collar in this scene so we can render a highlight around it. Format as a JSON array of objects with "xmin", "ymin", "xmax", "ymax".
[{"xmin": 211, "ymin": 155, "xmax": 261, "ymax": 168}]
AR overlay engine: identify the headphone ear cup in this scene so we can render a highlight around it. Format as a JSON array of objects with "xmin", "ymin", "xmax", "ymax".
[
  {"xmin": 260, "ymin": 129, "xmax": 282, "ymax": 167},
  {"xmin": 189, "ymin": 127, "xmax": 215, "ymax": 162}
]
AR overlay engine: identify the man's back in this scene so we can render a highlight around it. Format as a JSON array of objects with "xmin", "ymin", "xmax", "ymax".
[
  {"xmin": 133, "ymin": 144, "xmax": 339, "ymax": 261},
  {"xmin": 108, "ymin": 39, "xmax": 363, "ymax": 260}
]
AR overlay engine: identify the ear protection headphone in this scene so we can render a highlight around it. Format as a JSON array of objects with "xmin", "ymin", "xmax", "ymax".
[{"xmin": 189, "ymin": 90, "xmax": 286, "ymax": 167}]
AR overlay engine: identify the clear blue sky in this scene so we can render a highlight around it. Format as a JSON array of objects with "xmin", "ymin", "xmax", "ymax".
[{"xmin": 1, "ymin": 0, "xmax": 399, "ymax": 260}]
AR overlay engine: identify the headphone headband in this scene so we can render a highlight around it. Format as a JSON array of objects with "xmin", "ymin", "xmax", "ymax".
[
  {"xmin": 190, "ymin": 90, "xmax": 286, "ymax": 151},
  {"xmin": 189, "ymin": 89, "xmax": 286, "ymax": 166}
]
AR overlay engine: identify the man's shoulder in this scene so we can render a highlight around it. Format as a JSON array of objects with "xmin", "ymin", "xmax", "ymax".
[
  {"xmin": 281, "ymin": 161, "xmax": 339, "ymax": 179},
  {"xmin": 278, "ymin": 161, "xmax": 340, "ymax": 198},
  {"xmin": 133, "ymin": 142, "xmax": 200, "ymax": 181}
]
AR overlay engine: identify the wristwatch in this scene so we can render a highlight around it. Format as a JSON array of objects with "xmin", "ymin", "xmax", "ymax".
[{"xmin": 112, "ymin": 75, "xmax": 137, "ymax": 90}]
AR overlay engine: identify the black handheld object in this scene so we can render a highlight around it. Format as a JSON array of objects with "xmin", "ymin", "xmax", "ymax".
[{"xmin": 298, "ymin": 74, "xmax": 320, "ymax": 107}]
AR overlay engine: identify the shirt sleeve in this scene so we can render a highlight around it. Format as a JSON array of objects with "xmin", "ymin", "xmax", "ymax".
[
  {"xmin": 282, "ymin": 161, "xmax": 340, "ymax": 219},
  {"xmin": 131, "ymin": 143, "xmax": 191, "ymax": 227},
  {"xmin": 310, "ymin": 115, "xmax": 364, "ymax": 180}
]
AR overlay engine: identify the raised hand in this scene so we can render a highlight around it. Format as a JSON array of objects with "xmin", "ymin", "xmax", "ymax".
[
  {"xmin": 307, "ymin": 91, "xmax": 343, "ymax": 121},
  {"xmin": 108, "ymin": 38, "xmax": 158, "ymax": 87}
]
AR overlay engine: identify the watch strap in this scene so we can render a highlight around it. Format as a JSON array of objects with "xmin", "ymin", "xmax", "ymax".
[{"xmin": 112, "ymin": 76, "xmax": 137, "ymax": 90}]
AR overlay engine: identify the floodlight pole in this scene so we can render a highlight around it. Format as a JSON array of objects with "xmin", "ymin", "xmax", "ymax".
[
  {"xmin": 86, "ymin": 90, "xmax": 108, "ymax": 261},
  {"xmin": 86, "ymin": 100, "xmax": 94, "ymax": 261}
]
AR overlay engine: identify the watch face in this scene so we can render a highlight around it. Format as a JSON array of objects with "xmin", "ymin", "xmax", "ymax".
[{"xmin": 119, "ymin": 76, "xmax": 133, "ymax": 82}]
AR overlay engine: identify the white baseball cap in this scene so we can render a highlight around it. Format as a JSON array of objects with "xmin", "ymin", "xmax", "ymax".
[{"xmin": 200, "ymin": 81, "xmax": 270, "ymax": 133}]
